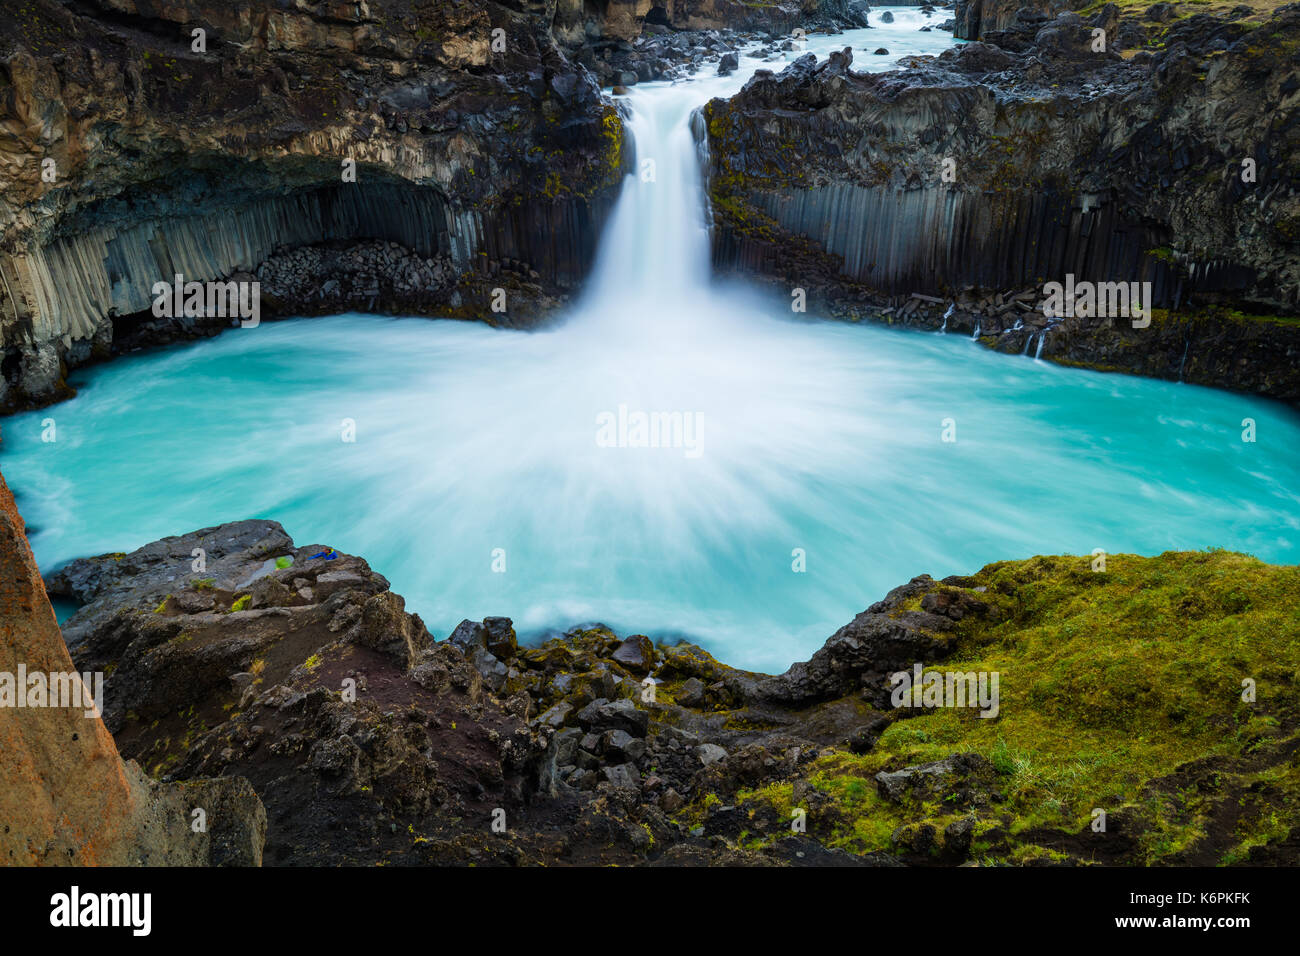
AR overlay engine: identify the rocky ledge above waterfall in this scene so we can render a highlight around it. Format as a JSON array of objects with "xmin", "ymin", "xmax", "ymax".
[
  {"xmin": 35, "ymin": 509, "xmax": 1300, "ymax": 866},
  {"xmin": 703, "ymin": 6, "xmax": 1300, "ymax": 401}
]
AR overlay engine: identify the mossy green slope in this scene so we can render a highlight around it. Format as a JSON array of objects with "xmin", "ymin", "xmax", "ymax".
[{"xmin": 734, "ymin": 551, "xmax": 1300, "ymax": 864}]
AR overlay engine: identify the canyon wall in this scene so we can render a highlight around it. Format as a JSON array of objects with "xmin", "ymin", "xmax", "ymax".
[
  {"xmin": 549, "ymin": 0, "xmax": 869, "ymax": 44},
  {"xmin": 953, "ymin": 0, "xmax": 1074, "ymax": 39},
  {"xmin": 703, "ymin": 8, "xmax": 1300, "ymax": 398},
  {"xmin": 0, "ymin": 467, "xmax": 265, "ymax": 865},
  {"xmin": 0, "ymin": 0, "xmax": 628, "ymax": 411}
]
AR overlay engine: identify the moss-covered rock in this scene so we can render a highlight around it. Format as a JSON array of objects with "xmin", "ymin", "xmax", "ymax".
[{"xmin": 50, "ymin": 504, "xmax": 1300, "ymax": 865}]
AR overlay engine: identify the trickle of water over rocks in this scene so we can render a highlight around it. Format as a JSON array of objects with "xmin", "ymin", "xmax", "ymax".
[{"xmin": 6, "ymin": 13, "xmax": 1300, "ymax": 672}]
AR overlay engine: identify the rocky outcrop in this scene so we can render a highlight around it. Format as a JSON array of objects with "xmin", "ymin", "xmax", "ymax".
[
  {"xmin": 953, "ymin": 0, "xmax": 1073, "ymax": 40},
  {"xmin": 0, "ymin": 0, "xmax": 628, "ymax": 412},
  {"xmin": 0, "ymin": 469, "xmax": 265, "ymax": 865},
  {"xmin": 556, "ymin": 0, "xmax": 870, "ymax": 46},
  {"xmin": 45, "ymin": 518, "xmax": 1300, "ymax": 866},
  {"xmin": 702, "ymin": 7, "xmax": 1300, "ymax": 399}
]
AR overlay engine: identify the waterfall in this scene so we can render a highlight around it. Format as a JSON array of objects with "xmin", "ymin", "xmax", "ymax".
[
  {"xmin": 577, "ymin": 93, "xmax": 713, "ymax": 324},
  {"xmin": 1035, "ymin": 330, "xmax": 1046, "ymax": 360}
]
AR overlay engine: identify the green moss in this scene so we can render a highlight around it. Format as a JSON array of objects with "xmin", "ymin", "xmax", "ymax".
[
  {"xmin": 230, "ymin": 594, "xmax": 251, "ymax": 612},
  {"xmin": 738, "ymin": 781, "xmax": 796, "ymax": 818},
  {"xmin": 600, "ymin": 106, "xmax": 625, "ymax": 188},
  {"xmin": 1149, "ymin": 306, "xmax": 1300, "ymax": 329},
  {"xmin": 737, "ymin": 551, "xmax": 1300, "ymax": 863}
]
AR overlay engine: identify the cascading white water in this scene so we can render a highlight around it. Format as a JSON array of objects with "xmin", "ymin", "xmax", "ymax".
[
  {"xmin": 6, "ymin": 11, "xmax": 1300, "ymax": 672},
  {"xmin": 581, "ymin": 90, "xmax": 712, "ymax": 312}
]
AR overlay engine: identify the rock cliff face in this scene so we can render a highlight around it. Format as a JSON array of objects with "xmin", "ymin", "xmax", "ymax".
[
  {"xmin": 0, "ymin": 0, "xmax": 629, "ymax": 411},
  {"xmin": 953, "ymin": 0, "xmax": 1073, "ymax": 39},
  {"xmin": 0, "ymin": 469, "xmax": 265, "ymax": 865},
  {"xmin": 43, "ymin": 516, "xmax": 1300, "ymax": 866},
  {"xmin": 702, "ymin": 7, "xmax": 1300, "ymax": 398},
  {"xmin": 551, "ymin": 0, "xmax": 868, "ymax": 45}
]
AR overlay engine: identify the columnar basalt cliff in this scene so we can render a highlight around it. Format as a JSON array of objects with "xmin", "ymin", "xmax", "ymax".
[
  {"xmin": 703, "ymin": 7, "xmax": 1300, "ymax": 399},
  {"xmin": 0, "ymin": 0, "xmax": 629, "ymax": 412},
  {"xmin": 37, "ymin": 511, "xmax": 1300, "ymax": 866},
  {"xmin": 0, "ymin": 470, "xmax": 265, "ymax": 865}
]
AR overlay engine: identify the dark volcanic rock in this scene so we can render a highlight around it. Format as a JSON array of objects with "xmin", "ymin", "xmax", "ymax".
[
  {"xmin": 46, "ymin": 520, "xmax": 297, "ymax": 649},
  {"xmin": 756, "ymin": 576, "xmax": 970, "ymax": 705},
  {"xmin": 703, "ymin": 7, "xmax": 1300, "ymax": 402},
  {"xmin": 953, "ymin": 0, "xmax": 1073, "ymax": 41},
  {"xmin": 875, "ymin": 753, "xmax": 996, "ymax": 805},
  {"xmin": 611, "ymin": 634, "xmax": 656, "ymax": 673},
  {"xmin": 41, "ymin": 514, "xmax": 1300, "ymax": 867},
  {"xmin": 49, "ymin": 515, "xmax": 960, "ymax": 865},
  {"xmin": 0, "ymin": 0, "xmax": 629, "ymax": 413}
]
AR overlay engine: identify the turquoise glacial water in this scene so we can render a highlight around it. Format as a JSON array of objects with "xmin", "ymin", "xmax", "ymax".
[
  {"xmin": 6, "ymin": 309, "xmax": 1299, "ymax": 672},
  {"xmin": 4, "ymin": 11, "xmax": 1299, "ymax": 672}
]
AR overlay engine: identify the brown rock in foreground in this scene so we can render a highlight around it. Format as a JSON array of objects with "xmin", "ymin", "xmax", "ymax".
[{"xmin": 0, "ymin": 468, "xmax": 265, "ymax": 865}]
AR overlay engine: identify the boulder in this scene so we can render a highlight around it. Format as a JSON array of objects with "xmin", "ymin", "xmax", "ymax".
[
  {"xmin": 875, "ymin": 753, "xmax": 997, "ymax": 806},
  {"xmin": 696, "ymin": 743, "xmax": 729, "ymax": 766},
  {"xmin": 677, "ymin": 677, "xmax": 707, "ymax": 708},
  {"xmin": 611, "ymin": 634, "xmax": 655, "ymax": 673},
  {"xmin": 575, "ymin": 697, "xmax": 651, "ymax": 736}
]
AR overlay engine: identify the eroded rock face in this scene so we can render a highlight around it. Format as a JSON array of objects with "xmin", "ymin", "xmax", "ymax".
[
  {"xmin": 564, "ymin": 0, "xmax": 868, "ymax": 43},
  {"xmin": 756, "ymin": 575, "xmax": 981, "ymax": 705},
  {"xmin": 703, "ymin": 8, "xmax": 1300, "ymax": 399},
  {"xmin": 953, "ymin": 0, "xmax": 1073, "ymax": 40},
  {"xmin": 0, "ymin": 0, "xmax": 628, "ymax": 412},
  {"xmin": 0, "ymin": 469, "xmax": 265, "ymax": 865}
]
